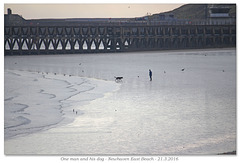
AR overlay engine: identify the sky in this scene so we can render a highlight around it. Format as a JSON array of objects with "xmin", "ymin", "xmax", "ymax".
[{"xmin": 4, "ymin": 3, "xmax": 183, "ymax": 19}]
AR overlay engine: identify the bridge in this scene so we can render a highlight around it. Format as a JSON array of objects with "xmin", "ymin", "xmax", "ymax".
[{"xmin": 4, "ymin": 24, "xmax": 236, "ymax": 55}]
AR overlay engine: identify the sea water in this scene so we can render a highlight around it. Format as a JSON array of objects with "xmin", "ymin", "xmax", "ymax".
[{"xmin": 4, "ymin": 49, "xmax": 236, "ymax": 154}]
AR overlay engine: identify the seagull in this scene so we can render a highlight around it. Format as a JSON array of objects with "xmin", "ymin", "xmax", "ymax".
[{"xmin": 181, "ymin": 68, "xmax": 185, "ymax": 71}]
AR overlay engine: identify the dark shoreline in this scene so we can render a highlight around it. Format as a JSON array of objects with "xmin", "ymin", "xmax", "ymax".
[
  {"xmin": 218, "ymin": 151, "xmax": 236, "ymax": 155},
  {"xmin": 4, "ymin": 47, "xmax": 236, "ymax": 57}
]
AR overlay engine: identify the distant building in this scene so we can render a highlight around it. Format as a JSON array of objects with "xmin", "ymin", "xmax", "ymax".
[
  {"xmin": 208, "ymin": 6, "xmax": 235, "ymax": 24},
  {"xmin": 4, "ymin": 8, "xmax": 25, "ymax": 26}
]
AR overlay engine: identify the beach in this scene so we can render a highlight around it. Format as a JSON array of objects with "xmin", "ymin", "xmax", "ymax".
[{"xmin": 4, "ymin": 49, "xmax": 236, "ymax": 155}]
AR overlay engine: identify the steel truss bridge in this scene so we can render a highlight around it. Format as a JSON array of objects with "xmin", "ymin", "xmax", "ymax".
[{"xmin": 4, "ymin": 24, "xmax": 236, "ymax": 55}]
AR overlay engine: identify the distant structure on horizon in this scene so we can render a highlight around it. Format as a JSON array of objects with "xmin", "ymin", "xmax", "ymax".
[
  {"xmin": 4, "ymin": 8, "xmax": 25, "ymax": 26},
  {"xmin": 4, "ymin": 4, "xmax": 236, "ymax": 26},
  {"xmin": 134, "ymin": 4, "xmax": 235, "ymax": 25},
  {"xmin": 208, "ymin": 5, "xmax": 234, "ymax": 24},
  {"xmin": 4, "ymin": 8, "xmax": 131, "ymax": 26},
  {"xmin": 4, "ymin": 5, "xmax": 236, "ymax": 55}
]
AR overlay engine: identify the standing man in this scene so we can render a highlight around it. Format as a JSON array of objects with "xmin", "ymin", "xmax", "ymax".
[{"xmin": 149, "ymin": 69, "xmax": 152, "ymax": 81}]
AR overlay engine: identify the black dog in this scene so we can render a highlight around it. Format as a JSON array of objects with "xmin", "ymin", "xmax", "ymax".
[{"xmin": 114, "ymin": 76, "xmax": 123, "ymax": 81}]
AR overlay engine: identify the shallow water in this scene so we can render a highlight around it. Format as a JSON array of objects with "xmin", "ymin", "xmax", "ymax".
[
  {"xmin": 4, "ymin": 69, "xmax": 118, "ymax": 139},
  {"xmin": 4, "ymin": 49, "xmax": 236, "ymax": 154}
]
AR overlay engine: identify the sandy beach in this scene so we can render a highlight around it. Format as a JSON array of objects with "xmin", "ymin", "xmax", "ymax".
[{"xmin": 4, "ymin": 49, "xmax": 236, "ymax": 155}]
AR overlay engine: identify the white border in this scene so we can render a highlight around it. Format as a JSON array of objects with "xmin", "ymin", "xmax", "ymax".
[{"xmin": 1, "ymin": 1, "xmax": 239, "ymax": 163}]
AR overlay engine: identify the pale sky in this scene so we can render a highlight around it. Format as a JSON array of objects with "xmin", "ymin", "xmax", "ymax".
[{"xmin": 4, "ymin": 3, "xmax": 183, "ymax": 19}]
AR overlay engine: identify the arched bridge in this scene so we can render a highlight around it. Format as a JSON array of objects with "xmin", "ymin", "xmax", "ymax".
[{"xmin": 4, "ymin": 24, "xmax": 236, "ymax": 55}]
